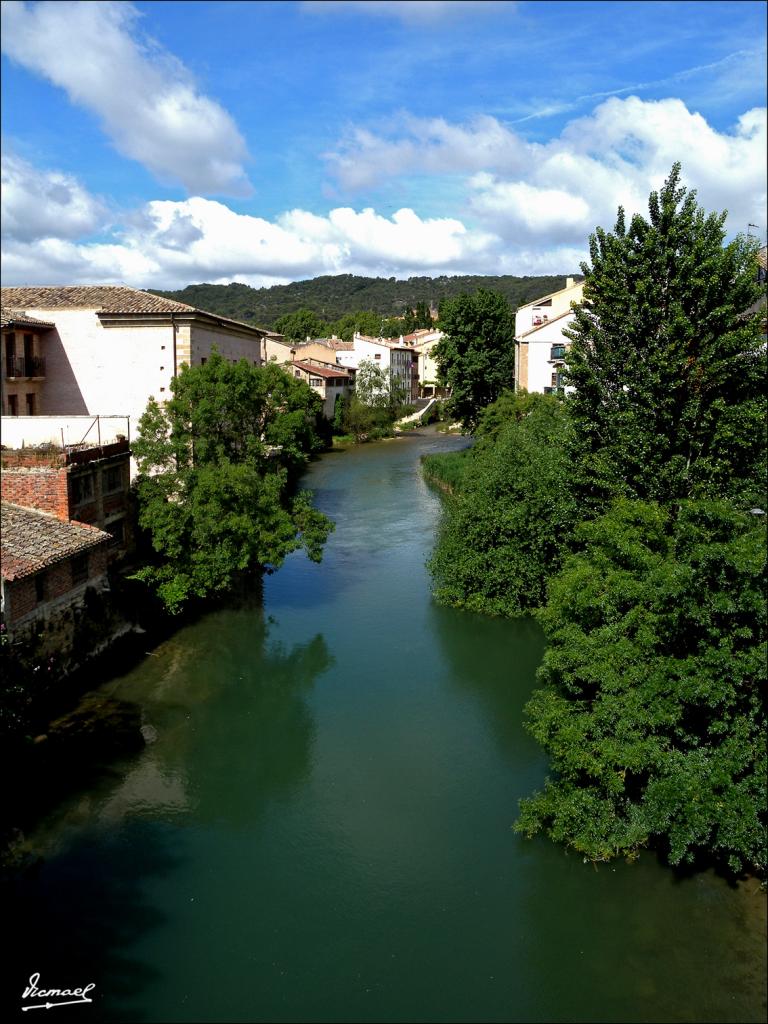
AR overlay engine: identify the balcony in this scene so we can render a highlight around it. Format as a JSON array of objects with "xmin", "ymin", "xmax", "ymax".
[{"xmin": 5, "ymin": 355, "xmax": 46, "ymax": 379}]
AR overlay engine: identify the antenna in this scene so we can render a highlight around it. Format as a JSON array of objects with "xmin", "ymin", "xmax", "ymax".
[{"xmin": 747, "ymin": 223, "xmax": 759, "ymax": 236}]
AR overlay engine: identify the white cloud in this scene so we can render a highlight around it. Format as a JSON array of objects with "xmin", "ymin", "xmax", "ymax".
[
  {"xmin": 3, "ymin": 96, "xmax": 764, "ymax": 291},
  {"xmin": 302, "ymin": 1, "xmax": 510, "ymax": 26},
  {"xmin": 0, "ymin": 191, "xmax": 506, "ymax": 289},
  {"xmin": 328, "ymin": 97, "xmax": 767, "ymax": 246},
  {"xmin": 0, "ymin": 0, "xmax": 250, "ymax": 195},
  {"xmin": 1, "ymin": 152, "xmax": 107, "ymax": 242}
]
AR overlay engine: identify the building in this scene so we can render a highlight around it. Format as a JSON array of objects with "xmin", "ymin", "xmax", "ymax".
[
  {"xmin": 1, "ymin": 286, "xmax": 268, "ymax": 429},
  {"xmin": 408, "ymin": 329, "xmax": 444, "ymax": 397},
  {"xmin": 1, "ymin": 309, "xmax": 55, "ymax": 416},
  {"xmin": 262, "ymin": 332, "xmax": 294, "ymax": 365},
  {"xmin": 291, "ymin": 360, "xmax": 354, "ymax": 418},
  {"xmin": 336, "ymin": 333, "xmax": 418, "ymax": 401},
  {"xmin": 514, "ymin": 277, "xmax": 584, "ymax": 394},
  {"xmin": 1, "ymin": 500, "xmax": 111, "ymax": 644},
  {"xmin": 1, "ymin": 436, "xmax": 134, "ymax": 557}
]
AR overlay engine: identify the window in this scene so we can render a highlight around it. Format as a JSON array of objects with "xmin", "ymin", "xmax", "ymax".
[
  {"xmin": 72, "ymin": 474, "xmax": 94, "ymax": 505},
  {"xmin": 35, "ymin": 573, "xmax": 46, "ymax": 603},
  {"xmin": 550, "ymin": 344, "xmax": 566, "ymax": 360},
  {"xmin": 103, "ymin": 465, "xmax": 124, "ymax": 494},
  {"xmin": 25, "ymin": 393, "xmax": 35, "ymax": 415},
  {"xmin": 200, "ymin": 357, "xmax": 207, "ymax": 365},
  {"xmin": 71, "ymin": 553, "xmax": 89, "ymax": 585},
  {"xmin": 294, "ymin": 370, "xmax": 301, "ymax": 378},
  {"xmin": 551, "ymin": 372, "xmax": 559, "ymax": 387},
  {"xmin": 7, "ymin": 394, "xmax": 18, "ymax": 416},
  {"xmin": 310, "ymin": 376, "xmax": 323, "ymax": 386},
  {"xmin": 374, "ymin": 353, "xmax": 381, "ymax": 360}
]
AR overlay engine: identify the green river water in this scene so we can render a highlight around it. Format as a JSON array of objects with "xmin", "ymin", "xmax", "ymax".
[{"xmin": 5, "ymin": 428, "xmax": 766, "ymax": 1022}]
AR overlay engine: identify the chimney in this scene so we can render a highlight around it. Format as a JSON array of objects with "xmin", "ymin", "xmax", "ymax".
[{"xmin": 566, "ymin": 277, "xmax": 575, "ymax": 288}]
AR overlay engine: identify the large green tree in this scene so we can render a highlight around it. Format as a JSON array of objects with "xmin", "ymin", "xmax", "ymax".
[
  {"xmin": 517, "ymin": 498, "xmax": 766, "ymax": 872},
  {"xmin": 274, "ymin": 308, "xmax": 330, "ymax": 344},
  {"xmin": 426, "ymin": 392, "xmax": 575, "ymax": 616},
  {"xmin": 433, "ymin": 289, "xmax": 516, "ymax": 431},
  {"xmin": 564, "ymin": 163, "xmax": 765, "ymax": 514},
  {"xmin": 132, "ymin": 354, "xmax": 333, "ymax": 613}
]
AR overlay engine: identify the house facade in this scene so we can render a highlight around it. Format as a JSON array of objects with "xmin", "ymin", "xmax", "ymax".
[
  {"xmin": 1, "ymin": 310, "xmax": 55, "ymax": 416},
  {"xmin": 335, "ymin": 334, "xmax": 418, "ymax": 401},
  {"xmin": 409, "ymin": 329, "xmax": 444, "ymax": 397},
  {"xmin": 514, "ymin": 277, "xmax": 584, "ymax": 394},
  {"xmin": 1, "ymin": 439, "xmax": 134, "ymax": 557},
  {"xmin": 1, "ymin": 286, "xmax": 267, "ymax": 430},
  {"xmin": 291, "ymin": 360, "xmax": 354, "ymax": 418}
]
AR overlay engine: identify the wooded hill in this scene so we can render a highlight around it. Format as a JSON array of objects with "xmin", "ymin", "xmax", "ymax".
[{"xmin": 149, "ymin": 273, "xmax": 575, "ymax": 328}]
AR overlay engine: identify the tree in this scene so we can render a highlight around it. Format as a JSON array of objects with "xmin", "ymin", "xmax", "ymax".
[
  {"xmin": 330, "ymin": 310, "xmax": 383, "ymax": 341},
  {"xmin": 433, "ymin": 289, "xmax": 516, "ymax": 431},
  {"xmin": 274, "ymin": 308, "xmax": 330, "ymax": 344},
  {"xmin": 427, "ymin": 392, "xmax": 575, "ymax": 616},
  {"xmin": 517, "ymin": 498, "xmax": 766, "ymax": 872},
  {"xmin": 354, "ymin": 358, "xmax": 391, "ymax": 407},
  {"xmin": 564, "ymin": 163, "xmax": 765, "ymax": 514},
  {"xmin": 131, "ymin": 353, "xmax": 333, "ymax": 613}
]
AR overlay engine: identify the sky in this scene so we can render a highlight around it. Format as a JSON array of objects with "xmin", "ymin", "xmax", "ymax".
[{"xmin": 1, "ymin": 0, "xmax": 766, "ymax": 289}]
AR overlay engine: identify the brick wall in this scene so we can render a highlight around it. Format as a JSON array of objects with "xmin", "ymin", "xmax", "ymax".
[
  {"xmin": 0, "ymin": 465, "xmax": 70, "ymax": 520},
  {"xmin": 5, "ymin": 544, "xmax": 108, "ymax": 625}
]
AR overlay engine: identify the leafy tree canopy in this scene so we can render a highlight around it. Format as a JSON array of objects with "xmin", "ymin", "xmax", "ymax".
[
  {"xmin": 434, "ymin": 289, "xmax": 516, "ymax": 431},
  {"xmin": 517, "ymin": 498, "xmax": 767, "ymax": 872},
  {"xmin": 131, "ymin": 353, "xmax": 333, "ymax": 613},
  {"xmin": 426, "ymin": 392, "xmax": 575, "ymax": 616},
  {"xmin": 274, "ymin": 308, "xmax": 330, "ymax": 344},
  {"xmin": 564, "ymin": 162, "xmax": 766, "ymax": 513},
  {"xmin": 354, "ymin": 358, "xmax": 392, "ymax": 408},
  {"xmin": 151, "ymin": 273, "xmax": 572, "ymax": 329}
]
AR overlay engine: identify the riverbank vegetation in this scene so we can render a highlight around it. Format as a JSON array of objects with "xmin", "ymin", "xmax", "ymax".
[
  {"xmin": 424, "ymin": 166, "xmax": 767, "ymax": 872},
  {"xmin": 132, "ymin": 353, "xmax": 334, "ymax": 613}
]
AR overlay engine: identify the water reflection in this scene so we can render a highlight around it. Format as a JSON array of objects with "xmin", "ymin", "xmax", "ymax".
[
  {"xmin": 430, "ymin": 602, "xmax": 546, "ymax": 772},
  {"xmin": 4, "ymin": 822, "xmax": 178, "ymax": 1023}
]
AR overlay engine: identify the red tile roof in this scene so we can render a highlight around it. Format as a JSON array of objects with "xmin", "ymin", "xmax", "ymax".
[
  {"xmin": 292, "ymin": 361, "xmax": 351, "ymax": 379},
  {"xmin": 0, "ymin": 286, "xmax": 267, "ymax": 336},
  {"xmin": 0, "ymin": 308, "xmax": 55, "ymax": 329},
  {"xmin": 1, "ymin": 502, "xmax": 111, "ymax": 581}
]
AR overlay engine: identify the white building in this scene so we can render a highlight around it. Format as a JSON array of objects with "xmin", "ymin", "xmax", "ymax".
[
  {"xmin": 1, "ymin": 286, "xmax": 267, "ymax": 429},
  {"xmin": 514, "ymin": 277, "xmax": 584, "ymax": 394}
]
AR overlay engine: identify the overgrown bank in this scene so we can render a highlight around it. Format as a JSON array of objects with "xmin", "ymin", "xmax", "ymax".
[{"xmin": 423, "ymin": 167, "xmax": 767, "ymax": 873}]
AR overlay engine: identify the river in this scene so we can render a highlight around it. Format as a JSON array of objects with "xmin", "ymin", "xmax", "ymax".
[{"xmin": 5, "ymin": 428, "xmax": 766, "ymax": 1022}]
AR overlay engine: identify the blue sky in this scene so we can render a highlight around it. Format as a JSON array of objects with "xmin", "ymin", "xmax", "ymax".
[{"xmin": 2, "ymin": 0, "xmax": 766, "ymax": 288}]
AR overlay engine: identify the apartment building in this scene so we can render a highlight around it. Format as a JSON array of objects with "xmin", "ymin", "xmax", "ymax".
[{"xmin": 514, "ymin": 277, "xmax": 584, "ymax": 394}]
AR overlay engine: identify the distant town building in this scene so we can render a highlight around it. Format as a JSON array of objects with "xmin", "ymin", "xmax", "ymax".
[
  {"xmin": 291, "ymin": 360, "xmax": 354, "ymax": 418},
  {"xmin": 514, "ymin": 277, "xmax": 584, "ymax": 394}
]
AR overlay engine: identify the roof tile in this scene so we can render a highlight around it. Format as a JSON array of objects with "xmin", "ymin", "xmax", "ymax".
[{"xmin": 1, "ymin": 502, "xmax": 111, "ymax": 581}]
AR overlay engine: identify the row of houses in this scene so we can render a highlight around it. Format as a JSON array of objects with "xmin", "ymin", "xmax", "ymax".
[
  {"xmin": 0, "ymin": 275, "xmax": 585, "ymax": 655},
  {"xmin": 265, "ymin": 327, "xmax": 446, "ymax": 406},
  {"xmin": 0, "ymin": 285, "xmax": 279, "ymax": 654}
]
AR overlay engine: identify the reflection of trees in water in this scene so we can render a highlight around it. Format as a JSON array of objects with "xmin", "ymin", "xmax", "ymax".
[
  {"xmin": 3, "ymin": 611, "xmax": 334, "ymax": 1020},
  {"xmin": 104, "ymin": 601, "xmax": 334, "ymax": 828},
  {"xmin": 4, "ymin": 822, "xmax": 178, "ymax": 1023},
  {"xmin": 181, "ymin": 631, "xmax": 333, "ymax": 826},
  {"xmin": 429, "ymin": 602, "xmax": 545, "ymax": 767}
]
